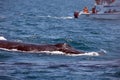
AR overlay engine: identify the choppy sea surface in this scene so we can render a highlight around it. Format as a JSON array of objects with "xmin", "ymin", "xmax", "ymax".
[{"xmin": 0, "ymin": 0, "xmax": 120, "ymax": 80}]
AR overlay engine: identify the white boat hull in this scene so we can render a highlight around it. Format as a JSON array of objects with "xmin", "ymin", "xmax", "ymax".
[{"xmin": 81, "ymin": 13, "xmax": 120, "ymax": 20}]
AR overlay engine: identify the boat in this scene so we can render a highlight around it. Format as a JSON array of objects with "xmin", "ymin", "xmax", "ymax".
[{"xmin": 74, "ymin": 0, "xmax": 120, "ymax": 19}]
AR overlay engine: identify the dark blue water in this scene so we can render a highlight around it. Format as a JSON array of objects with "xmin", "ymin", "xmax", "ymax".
[{"xmin": 0, "ymin": 0, "xmax": 120, "ymax": 80}]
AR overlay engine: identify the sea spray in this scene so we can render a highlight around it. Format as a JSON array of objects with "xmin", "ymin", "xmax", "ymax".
[{"xmin": 0, "ymin": 36, "xmax": 7, "ymax": 40}]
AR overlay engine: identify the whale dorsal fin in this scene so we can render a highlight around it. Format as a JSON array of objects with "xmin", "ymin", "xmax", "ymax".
[
  {"xmin": 55, "ymin": 43, "xmax": 71, "ymax": 49},
  {"xmin": 0, "ymin": 36, "xmax": 7, "ymax": 40},
  {"xmin": 63, "ymin": 43, "xmax": 69, "ymax": 48}
]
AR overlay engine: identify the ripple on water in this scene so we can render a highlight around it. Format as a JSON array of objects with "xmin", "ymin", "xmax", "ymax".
[
  {"xmin": 0, "ymin": 75, "xmax": 21, "ymax": 80},
  {"xmin": 0, "ymin": 16, "xmax": 6, "ymax": 22},
  {"xmin": 0, "ymin": 51, "xmax": 13, "ymax": 60}
]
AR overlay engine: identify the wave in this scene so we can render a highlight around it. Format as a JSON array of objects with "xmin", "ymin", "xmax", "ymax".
[
  {"xmin": 38, "ymin": 15, "xmax": 74, "ymax": 20},
  {"xmin": 0, "ymin": 48, "xmax": 101, "ymax": 56}
]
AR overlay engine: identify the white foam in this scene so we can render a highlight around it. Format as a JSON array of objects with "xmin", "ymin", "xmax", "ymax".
[
  {"xmin": 0, "ymin": 36, "xmax": 7, "ymax": 40},
  {"xmin": 0, "ymin": 48, "xmax": 18, "ymax": 52},
  {"xmin": 32, "ymin": 51, "xmax": 100, "ymax": 56},
  {"xmin": 38, "ymin": 15, "xmax": 73, "ymax": 20},
  {"xmin": 54, "ymin": 16, "xmax": 73, "ymax": 19},
  {"xmin": 40, "ymin": 51, "xmax": 65, "ymax": 55},
  {"xmin": 0, "ymin": 47, "xmax": 100, "ymax": 56},
  {"xmin": 99, "ymin": 49, "xmax": 107, "ymax": 54},
  {"xmin": 67, "ymin": 52, "xmax": 100, "ymax": 56}
]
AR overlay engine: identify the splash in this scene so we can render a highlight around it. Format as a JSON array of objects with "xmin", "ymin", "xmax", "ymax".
[{"xmin": 0, "ymin": 36, "xmax": 7, "ymax": 40}]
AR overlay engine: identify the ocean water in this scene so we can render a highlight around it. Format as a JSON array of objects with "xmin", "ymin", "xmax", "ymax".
[{"xmin": 0, "ymin": 0, "xmax": 120, "ymax": 80}]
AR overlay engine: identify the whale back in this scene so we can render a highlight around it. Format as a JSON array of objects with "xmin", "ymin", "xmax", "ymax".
[
  {"xmin": 55, "ymin": 43, "xmax": 83, "ymax": 54},
  {"xmin": 0, "ymin": 40, "xmax": 83, "ymax": 54}
]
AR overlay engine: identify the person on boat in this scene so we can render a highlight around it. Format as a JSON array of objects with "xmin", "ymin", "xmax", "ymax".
[
  {"xmin": 92, "ymin": 6, "xmax": 97, "ymax": 14},
  {"xmin": 113, "ymin": 9, "xmax": 117, "ymax": 12},
  {"xmin": 106, "ymin": 0, "xmax": 115, "ymax": 4},
  {"xmin": 95, "ymin": 0, "xmax": 101, "ymax": 5},
  {"xmin": 108, "ymin": 9, "xmax": 112, "ymax": 13},
  {"xmin": 83, "ymin": 7, "xmax": 89, "ymax": 13}
]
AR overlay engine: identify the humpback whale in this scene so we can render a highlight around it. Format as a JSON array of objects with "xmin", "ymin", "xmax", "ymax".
[{"xmin": 0, "ymin": 40, "xmax": 84, "ymax": 54}]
